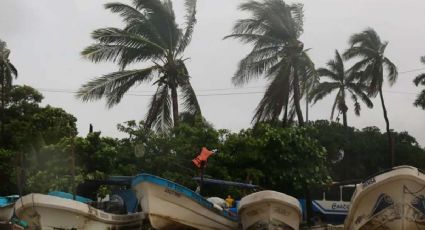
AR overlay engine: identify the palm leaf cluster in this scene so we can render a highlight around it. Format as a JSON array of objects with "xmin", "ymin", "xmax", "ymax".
[
  {"xmin": 225, "ymin": 0, "xmax": 315, "ymax": 126},
  {"xmin": 77, "ymin": 0, "xmax": 201, "ymax": 132},
  {"xmin": 342, "ymin": 28, "xmax": 398, "ymax": 167},
  {"xmin": 310, "ymin": 50, "xmax": 373, "ymax": 127},
  {"xmin": 0, "ymin": 40, "xmax": 18, "ymax": 94},
  {"xmin": 413, "ymin": 56, "xmax": 425, "ymax": 109},
  {"xmin": 0, "ymin": 40, "xmax": 18, "ymax": 140}
]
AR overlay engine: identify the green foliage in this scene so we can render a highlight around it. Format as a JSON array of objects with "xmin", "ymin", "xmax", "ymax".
[
  {"xmin": 220, "ymin": 124, "xmax": 331, "ymax": 196},
  {"xmin": 2, "ymin": 85, "xmax": 77, "ymax": 151},
  {"xmin": 307, "ymin": 120, "xmax": 425, "ymax": 182},
  {"xmin": 0, "ymin": 148, "xmax": 15, "ymax": 194},
  {"xmin": 25, "ymin": 139, "xmax": 81, "ymax": 193}
]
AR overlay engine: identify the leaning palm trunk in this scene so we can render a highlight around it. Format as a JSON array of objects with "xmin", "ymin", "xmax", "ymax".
[
  {"xmin": 293, "ymin": 69, "xmax": 304, "ymax": 126},
  {"xmin": 341, "ymin": 88, "xmax": 348, "ymax": 127},
  {"xmin": 171, "ymin": 85, "xmax": 179, "ymax": 127},
  {"xmin": 1, "ymin": 78, "xmax": 5, "ymax": 144},
  {"xmin": 379, "ymin": 87, "xmax": 394, "ymax": 167}
]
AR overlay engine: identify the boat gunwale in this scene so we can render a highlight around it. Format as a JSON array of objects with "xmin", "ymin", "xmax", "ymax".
[
  {"xmin": 14, "ymin": 193, "xmax": 144, "ymax": 224},
  {"xmin": 132, "ymin": 174, "xmax": 239, "ymax": 222}
]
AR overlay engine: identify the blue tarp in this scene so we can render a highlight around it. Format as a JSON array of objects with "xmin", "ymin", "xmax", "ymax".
[
  {"xmin": 48, "ymin": 191, "xmax": 92, "ymax": 203},
  {"xmin": 112, "ymin": 189, "xmax": 138, "ymax": 213},
  {"xmin": 0, "ymin": 195, "xmax": 19, "ymax": 207}
]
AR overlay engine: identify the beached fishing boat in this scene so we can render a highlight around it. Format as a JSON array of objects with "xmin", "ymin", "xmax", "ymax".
[
  {"xmin": 345, "ymin": 165, "xmax": 425, "ymax": 229},
  {"xmin": 14, "ymin": 193, "xmax": 144, "ymax": 229},
  {"xmin": 238, "ymin": 190, "xmax": 302, "ymax": 230},
  {"xmin": 132, "ymin": 173, "xmax": 239, "ymax": 230},
  {"xmin": 0, "ymin": 195, "xmax": 19, "ymax": 222}
]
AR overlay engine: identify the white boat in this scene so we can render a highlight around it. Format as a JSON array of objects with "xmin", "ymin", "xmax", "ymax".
[
  {"xmin": 14, "ymin": 193, "xmax": 144, "ymax": 229},
  {"xmin": 238, "ymin": 190, "xmax": 302, "ymax": 230},
  {"xmin": 345, "ymin": 165, "xmax": 425, "ymax": 229},
  {"xmin": 131, "ymin": 173, "xmax": 239, "ymax": 230},
  {"xmin": 0, "ymin": 195, "xmax": 19, "ymax": 222}
]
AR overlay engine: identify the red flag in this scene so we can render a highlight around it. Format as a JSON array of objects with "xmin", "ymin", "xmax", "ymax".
[{"xmin": 192, "ymin": 147, "xmax": 213, "ymax": 168}]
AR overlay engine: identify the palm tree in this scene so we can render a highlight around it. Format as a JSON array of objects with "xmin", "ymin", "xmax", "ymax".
[
  {"xmin": 0, "ymin": 40, "xmax": 18, "ymax": 143},
  {"xmin": 343, "ymin": 28, "xmax": 398, "ymax": 166},
  {"xmin": 310, "ymin": 50, "xmax": 373, "ymax": 127},
  {"xmin": 77, "ymin": 0, "xmax": 201, "ymax": 132},
  {"xmin": 225, "ymin": 0, "xmax": 315, "ymax": 126},
  {"xmin": 413, "ymin": 56, "xmax": 425, "ymax": 109}
]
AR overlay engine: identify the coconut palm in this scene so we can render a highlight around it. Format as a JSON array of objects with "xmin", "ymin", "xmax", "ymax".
[
  {"xmin": 310, "ymin": 50, "xmax": 373, "ymax": 127},
  {"xmin": 0, "ymin": 40, "xmax": 18, "ymax": 142},
  {"xmin": 343, "ymin": 28, "xmax": 398, "ymax": 166},
  {"xmin": 77, "ymin": 0, "xmax": 201, "ymax": 132},
  {"xmin": 225, "ymin": 0, "xmax": 314, "ymax": 126},
  {"xmin": 413, "ymin": 56, "xmax": 425, "ymax": 109}
]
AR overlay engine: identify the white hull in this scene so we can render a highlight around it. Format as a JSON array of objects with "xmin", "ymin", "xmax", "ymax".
[
  {"xmin": 0, "ymin": 203, "xmax": 14, "ymax": 221},
  {"xmin": 345, "ymin": 166, "xmax": 425, "ymax": 230},
  {"xmin": 238, "ymin": 190, "xmax": 302, "ymax": 230},
  {"xmin": 14, "ymin": 193, "xmax": 144, "ymax": 230},
  {"xmin": 133, "ymin": 180, "xmax": 239, "ymax": 230}
]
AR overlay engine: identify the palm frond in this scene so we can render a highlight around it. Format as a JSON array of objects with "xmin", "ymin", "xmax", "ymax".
[
  {"xmin": 347, "ymin": 83, "xmax": 373, "ymax": 108},
  {"xmin": 176, "ymin": 0, "xmax": 197, "ymax": 55},
  {"xmin": 316, "ymin": 68, "xmax": 337, "ymax": 80},
  {"xmin": 414, "ymin": 90, "xmax": 425, "ymax": 109},
  {"xmin": 89, "ymin": 27, "xmax": 166, "ymax": 52},
  {"xmin": 309, "ymin": 82, "xmax": 340, "ymax": 104},
  {"xmin": 77, "ymin": 67, "xmax": 157, "ymax": 107},
  {"xmin": 177, "ymin": 61, "xmax": 201, "ymax": 116},
  {"xmin": 8, "ymin": 62, "xmax": 18, "ymax": 78},
  {"xmin": 413, "ymin": 73, "xmax": 425, "ymax": 86},
  {"xmin": 343, "ymin": 46, "xmax": 377, "ymax": 60},
  {"xmin": 144, "ymin": 84, "xmax": 172, "ymax": 132},
  {"xmin": 348, "ymin": 28, "xmax": 381, "ymax": 51},
  {"xmin": 252, "ymin": 64, "xmax": 290, "ymax": 124},
  {"xmin": 232, "ymin": 48, "xmax": 281, "ymax": 86},
  {"xmin": 350, "ymin": 93, "xmax": 361, "ymax": 116},
  {"xmin": 330, "ymin": 90, "xmax": 341, "ymax": 120},
  {"xmin": 383, "ymin": 57, "xmax": 398, "ymax": 85},
  {"xmin": 105, "ymin": 2, "xmax": 166, "ymax": 47}
]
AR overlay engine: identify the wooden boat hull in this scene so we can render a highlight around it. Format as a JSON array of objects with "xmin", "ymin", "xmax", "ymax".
[
  {"xmin": 345, "ymin": 166, "xmax": 425, "ymax": 230},
  {"xmin": 238, "ymin": 190, "xmax": 302, "ymax": 230},
  {"xmin": 132, "ymin": 174, "xmax": 239, "ymax": 230},
  {"xmin": 14, "ymin": 193, "xmax": 144, "ymax": 230}
]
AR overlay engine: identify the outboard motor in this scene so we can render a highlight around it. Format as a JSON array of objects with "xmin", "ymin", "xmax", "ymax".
[{"xmin": 104, "ymin": 194, "xmax": 127, "ymax": 214}]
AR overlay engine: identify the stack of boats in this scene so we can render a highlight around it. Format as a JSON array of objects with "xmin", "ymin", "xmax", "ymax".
[
  {"xmin": 0, "ymin": 174, "xmax": 303, "ymax": 230},
  {"xmin": 3, "ymin": 165, "xmax": 425, "ymax": 229}
]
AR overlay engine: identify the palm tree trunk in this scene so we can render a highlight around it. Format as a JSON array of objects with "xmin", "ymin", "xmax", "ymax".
[
  {"xmin": 282, "ymin": 103, "xmax": 288, "ymax": 127},
  {"xmin": 378, "ymin": 87, "xmax": 394, "ymax": 167},
  {"xmin": 171, "ymin": 86, "xmax": 179, "ymax": 127},
  {"xmin": 305, "ymin": 87, "xmax": 309, "ymax": 123},
  {"xmin": 293, "ymin": 69, "xmax": 304, "ymax": 126},
  {"xmin": 0, "ymin": 70, "xmax": 5, "ymax": 146},
  {"xmin": 341, "ymin": 88, "xmax": 347, "ymax": 127}
]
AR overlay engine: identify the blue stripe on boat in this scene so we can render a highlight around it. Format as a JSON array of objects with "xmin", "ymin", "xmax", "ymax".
[{"xmin": 132, "ymin": 174, "xmax": 238, "ymax": 221}]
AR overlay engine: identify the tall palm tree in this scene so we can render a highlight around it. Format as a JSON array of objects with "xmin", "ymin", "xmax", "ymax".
[
  {"xmin": 413, "ymin": 56, "xmax": 425, "ymax": 109},
  {"xmin": 343, "ymin": 28, "xmax": 398, "ymax": 166},
  {"xmin": 225, "ymin": 0, "xmax": 315, "ymax": 126},
  {"xmin": 310, "ymin": 50, "xmax": 373, "ymax": 127},
  {"xmin": 77, "ymin": 0, "xmax": 201, "ymax": 132},
  {"xmin": 0, "ymin": 40, "xmax": 18, "ymax": 143}
]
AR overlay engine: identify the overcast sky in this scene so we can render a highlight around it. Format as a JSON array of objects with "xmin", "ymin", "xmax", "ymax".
[{"xmin": 1, "ymin": 0, "xmax": 424, "ymax": 146}]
